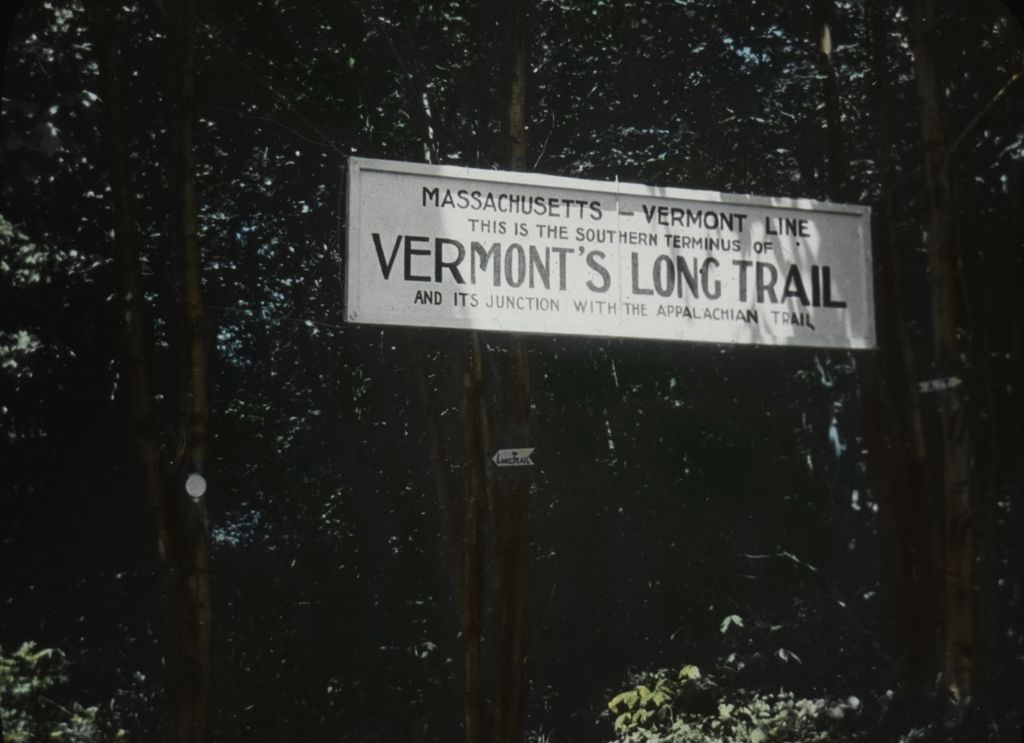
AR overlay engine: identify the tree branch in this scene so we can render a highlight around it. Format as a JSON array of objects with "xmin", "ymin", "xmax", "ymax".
[
  {"xmin": 201, "ymin": 23, "xmax": 349, "ymax": 157},
  {"xmin": 948, "ymin": 68, "xmax": 1024, "ymax": 164}
]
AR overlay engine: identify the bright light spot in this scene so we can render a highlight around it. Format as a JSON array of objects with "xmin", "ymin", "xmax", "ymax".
[{"xmin": 185, "ymin": 473, "xmax": 207, "ymax": 498}]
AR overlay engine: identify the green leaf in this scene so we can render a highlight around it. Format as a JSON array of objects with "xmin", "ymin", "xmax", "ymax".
[
  {"xmin": 679, "ymin": 664, "xmax": 701, "ymax": 680},
  {"xmin": 636, "ymin": 684, "xmax": 653, "ymax": 706},
  {"xmin": 613, "ymin": 711, "xmax": 633, "ymax": 734},
  {"xmin": 608, "ymin": 689, "xmax": 639, "ymax": 712},
  {"xmin": 720, "ymin": 614, "xmax": 744, "ymax": 634}
]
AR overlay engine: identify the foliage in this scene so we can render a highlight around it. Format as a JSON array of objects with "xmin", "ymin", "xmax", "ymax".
[
  {"xmin": 1, "ymin": 0, "xmax": 1023, "ymax": 740},
  {"xmin": 606, "ymin": 662, "xmax": 863, "ymax": 743},
  {"xmin": 0, "ymin": 642, "xmax": 127, "ymax": 743}
]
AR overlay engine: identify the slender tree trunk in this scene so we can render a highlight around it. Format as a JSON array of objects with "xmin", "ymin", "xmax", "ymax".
[
  {"xmin": 86, "ymin": 2, "xmax": 210, "ymax": 740},
  {"xmin": 810, "ymin": 0, "xmax": 852, "ymax": 583},
  {"xmin": 169, "ymin": 0, "xmax": 212, "ymax": 738},
  {"xmin": 492, "ymin": 2, "xmax": 531, "ymax": 740},
  {"xmin": 471, "ymin": 0, "xmax": 496, "ymax": 167},
  {"xmin": 490, "ymin": 340, "xmax": 531, "ymax": 743},
  {"xmin": 420, "ymin": 1, "xmax": 531, "ymax": 738},
  {"xmin": 462, "ymin": 335, "xmax": 489, "ymax": 743},
  {"xmin": 414, "ymin": 2, "xmax": 497, "ymax": 736},
  {"xmin": 504, "ymin": 0, "xmax": 528, "ymax": 173},
  {"xmin": 413, "ymin": 343, "xmax": 464, "ymax": 603},
  {"xmin": 812, "ymin": 0, "xmax": 846, "ymax": 200},
  {"xmin": 971, "ymin": 217, "xmax": 998, "ymax": 709},
  {"xmin": 863, "ymin": 0, "xmax": 943, "ymax": 699},
  {"xmin": 909, "ymin": 0, "xmax": 973, "ymax": 709},
  {"xmin": 416, "ymin": 338, "xmax": 488, "ymax": 743},
  {"xmin": 84, "ymin": 0, "xmax": 168, "ymax": 552}
]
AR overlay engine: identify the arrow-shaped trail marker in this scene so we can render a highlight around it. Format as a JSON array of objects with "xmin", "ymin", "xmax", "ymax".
[
  {"xmin": 918, "ymin": 376, "xmax": 962, "ymax": 394},
  {"xmin": 492, "ymin": 448, "xmax": 535, "ymax": 467}
]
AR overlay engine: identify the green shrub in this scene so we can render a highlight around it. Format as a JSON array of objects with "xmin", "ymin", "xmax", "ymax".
[
  {"xmin": 606, "ymin": 663, "xmax": 862, "ymax": 743},
  {"xmin": 0, "ymin": 642, "xmax": 126, "ymax": 743}
]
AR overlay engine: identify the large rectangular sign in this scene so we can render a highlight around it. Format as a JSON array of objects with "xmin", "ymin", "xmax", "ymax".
[{"xmin": 345, "ymin": 157, "xmax": 874, "ymax": 349}]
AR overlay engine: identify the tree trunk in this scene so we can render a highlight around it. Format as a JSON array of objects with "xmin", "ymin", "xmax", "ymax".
[
  {"xmin": 471, "ymin": 0, "xmax": 496, "ymax": 167},
  {"xmin": 462, "ymin": 335, "xmax": 489, "ymax": 743},
  {"xmin": 909, "ymin": 0, "xmax": 973, "ymax": 709},
  {"xmin": 504, "ymin": 0, "xmax": 528, "ymax": 173},
  {"xmin": 86, "ymin": 2, "xmax": 211, "ymax": 740},
  {"xmin": 169, "ymin": 0, "xmax": 212, "ymax": 738},
  {"xmin": 84, "ymin": 0, "xmax": 169, "ymax": 556},
  {"xmin": 810, "ymin": 0, "xmax": 851, "ymax": 582},
  {"xmin": 419, "ymin": 2, "xmax": 532, "ymax": 738},
  {"xmin": 812, "ymin": 0, "xmax": 846, "ymax": 200},
  {"xmin": 491, "ymin": 1, "xmax": 531, "ymax": 740},
  {"xmin": 863, "ymin": 0, "xmax": 943, "ymax": 700},
  {"xmin": 490, "ymin": 340, "xmax": 531, "ymax": 743},
  {"xmin": 413, "ymin": 335, "xmax": 487, "ymax": 743}
]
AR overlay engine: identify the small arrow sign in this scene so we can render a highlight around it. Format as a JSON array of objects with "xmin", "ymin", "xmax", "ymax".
[
  {"xmin": 492, "ymin": 448, "xmax": 535, "ymax": 467},
  {"xmin": 918, "ymin": 376, "xmax": 962, "ymax": 394}
]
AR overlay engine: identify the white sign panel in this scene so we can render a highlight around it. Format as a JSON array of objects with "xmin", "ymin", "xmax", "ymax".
[{"xmin": 345, "ymin": 157, "xmax": 874, "ymax": 349}]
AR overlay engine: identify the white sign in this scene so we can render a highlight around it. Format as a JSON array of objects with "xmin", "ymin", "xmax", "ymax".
[
  {"xmin": 492, "ymin": 448, "xmax": 535, "ymax": 467},
  {"xmin": 345, "ymin": 158, "xmax": 874, "ymax": 349}
]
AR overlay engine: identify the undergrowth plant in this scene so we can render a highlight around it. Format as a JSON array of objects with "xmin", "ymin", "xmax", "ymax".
[{"xmin": 605, "ymin": 663, "xmax": 863, "ymax": 743}]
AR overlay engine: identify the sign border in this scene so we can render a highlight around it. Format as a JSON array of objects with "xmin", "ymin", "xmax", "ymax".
[{"xmin": 345, "ymin": 156, "xmax": 875, "ymax": 350}]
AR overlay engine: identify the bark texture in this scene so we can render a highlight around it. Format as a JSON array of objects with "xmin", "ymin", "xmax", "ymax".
[
  {"xmin": 910, "ymin": 0, "xmax": 973, "ymax": 708},
  {"xmin": 812, "ymin": 0, "xmax": 847, "ymax": 200},
  {"xmin": 169, "ymin": 0, "xmax": 212, "ymax": 737},
  {"xmin": 87, "ymin": 1, "xmax": 212, "ymax": 739},
  {"xmin": 462, "ymin": 336, "xmax": 489, "ymax": 743},
  {"xmin": 491, "ymin": 1, "xmax": 532, "ymax": 739},
  {"xmin": 863, "ymin": 0, "xmax": 943, "ymax": 698}
]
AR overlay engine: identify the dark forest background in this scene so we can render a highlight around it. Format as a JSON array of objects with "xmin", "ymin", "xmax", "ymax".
[{"xmin": 2, "ymin": 0, "xmax": 1023, "ymax": 741}]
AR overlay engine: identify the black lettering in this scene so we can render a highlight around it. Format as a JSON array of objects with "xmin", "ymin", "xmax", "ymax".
[
  {"xmin": 552, "ymin": 246, "xmax": 572, "ymax": 290},
  {"xmin": 435, "ymin": 238, "xmax": 465, "ymax": 283},
  {"xmin": 701, "ymin": 257, "xmax": 721, "ymax": 299},
  {"xmin": 823, "ymin": 266, "xmax": 847, "ymax": 308},
  {"xmin": 505, "ymin": 243, "xmax": 526, "ymax": 288},
  {"xmin": 471, "ymin": 241, "xmax": 501, "ymax": 285},
  {"xmin": 529, "ymin": 245, "xmax": 550, "ymax": 289},
  {"xmin": 631, "ymin": 253, "xmax": 653, "ymax": 295},
  {"xmin": 676, "ymin": 256, "xmax": 700, "ymax": 297},
  {"xmin": 586, "ymin": 251, "xmax": 610, "ymax": 293},
  {"xmin": 414, "ymin": 289, "xmax": 442, "ymax": 305},
  {"xmin": 733, "ymin": 259, "xmax": 753, "ymax": 301},
  {"xmin": 756, "ymin": 262, "xmax": 779, "ymax": 303},
  {"xmin": 404, "ymin": 236, "xmax": 431, "ymax": 282},
  {"xmin": 653, "ymin": 254, "xmax": 675, "ymax": 297},
  {"xmin": 372, "ymin": 233, "xmax": 402, "ymax": 280},
  {"xmin": 781, "ymin": 264, "xmax": 810, "ymax": 306}
]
